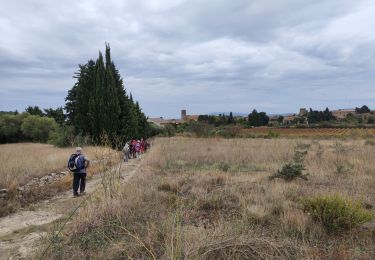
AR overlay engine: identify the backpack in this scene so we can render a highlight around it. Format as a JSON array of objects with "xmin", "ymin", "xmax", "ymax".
[{"xmin": 68, "ymin": 154, "xmax": 85, "ymax": 172}]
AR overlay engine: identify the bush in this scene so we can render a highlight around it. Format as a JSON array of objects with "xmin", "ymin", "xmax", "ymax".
[
  {"xmin": 48, "ymin": 125, "xmax": 76, "ymax": 147},
  {"xmin": 0, "ymin": 113, "xmax": 29, "ymax": 143},
  {"xmin": 148, "ymin": 123, "xmax": 165, "ymax": 136},
  {"xmin": 21, "ymin": 115, "xmax": 57, "ymax": 142},
  {"xmin": 187, "ymin": 122, "xmax": 214, "ymax": 137},
  {"xmin": 365, "ymin": 139, "xmax": 375, "ymax": 146},
  {"xmin": 269, "ymin": 145, "xmax": 309, "ymax": 181},
  {"xmin": 217, "ymin": 125, "xmax": 241, "ymax": 138},
  {"xmin": 266, "ymin": 130, "xmax": 280, "ymax": 138},
  {"xmin": 302, "ymin": 195, "xmax": 373, "ymax": 233},
  {"xmin": 368, "ymin": 116, "xmax": 375, "ymax": 124},
  {"xmin": 334, "ymin": 159, "xmax": 353, "ymax": 175},
  {"xmin": 164, "ymin": 124, "xmax": 176, "ymax": 137}
]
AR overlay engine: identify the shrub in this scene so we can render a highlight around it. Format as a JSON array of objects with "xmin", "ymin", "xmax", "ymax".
[
  {"xmin": 218, "ymin": 125, "xmax": 242, "ymax": 138},
  {"xmin": 0, "ymin": 113, "xmax": 29, "ymax": 143},
  {"xmin": 48, "ymin": 125, "xmax": 75, "ymax": 147},
  {"xmin": 266, "ymin": 130, "xmax": 280, "ymax": 138},
  {"xmin": 21, "ymin": 115, "xmax": 57, "ymax": 142},
  {"xmin": 269, "ymin": 145, "xmax": 309, "ymax": 181},
  {"xmin": 164, "ymin": 124, "xmax": 176, "ymax": 137},
  {"xmin": 217, "ymin": 162, "xmax": 230, "ymax": 172},
  {"xmin": 365, "ymin": 139, "xmax": 375, "ymax": 146},
  {"xmin": 302, "ymin": 195, "xmax": 373, "ymax": 233},
  {"xmin": 367, "ymin": 116, "xmax": 375, "ymax": 124},
  {"xmin": 188, "ymin": 121, "xmax": 214, "ymax": 137},
  {"xmin": 158, "ymin": 182, "xmax": 179, "ymax": 194},
  {"xmin": 334, "ymin": 159, "xmax": 353, "ymax": 175}
]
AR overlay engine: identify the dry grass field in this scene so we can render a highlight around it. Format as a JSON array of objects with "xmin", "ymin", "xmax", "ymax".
[
  {"xmin": 0, "ymin": 143, "xmax": 119, "ymax": 216},
  {"xmin": 0, "ymin": 143, "xmax": 104, "ymax": 189},
  {"xmin": 242, "ymin": 127, "xmax": 375, "ymax": 138},
  {"xmin": 46, "ymin": 137, "xmax": 375, "ymax": 259}
]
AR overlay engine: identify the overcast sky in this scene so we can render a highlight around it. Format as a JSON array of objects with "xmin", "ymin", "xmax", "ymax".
[{"xmin": 1, "ymin": 0, "xmax": 375, "ymax": 118}]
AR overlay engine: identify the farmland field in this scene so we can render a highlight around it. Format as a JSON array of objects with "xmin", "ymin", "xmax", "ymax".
[
  {"xmin": 242, "ymin": 127, "xmax": 375, "ymax": 138},
  {"xmin": 46, "ymin": 137, "xmax": 375, "ymax": 259}
]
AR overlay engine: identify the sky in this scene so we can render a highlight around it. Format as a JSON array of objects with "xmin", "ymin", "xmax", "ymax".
[{"xmin": 1, "ymin": 0, "xmax": 375, "ymax": 118}]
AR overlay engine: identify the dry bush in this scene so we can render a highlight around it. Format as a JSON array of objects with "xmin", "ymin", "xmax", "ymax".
[{"xmin": 43, "ymin": 137, "xmax": 375, "ymax": 259}]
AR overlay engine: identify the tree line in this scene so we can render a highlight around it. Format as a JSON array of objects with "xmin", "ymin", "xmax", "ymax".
[{"xmin": 198, "ymin": 109, "xmax": 270, "ymax": 127}]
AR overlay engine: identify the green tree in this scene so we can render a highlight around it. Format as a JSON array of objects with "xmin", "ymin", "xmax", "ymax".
[
  {"xmin": 25, "ymin": 106, "xmax": 43, "ymax": 116},
  {"xmin": 247, "ymin": 109, "xmax": 269, "ymax": 127},
  {"xmin": 228, "ymin": 112, "xmax": 235, "ymax": 124},
  {"xmin": 355, "ymin": 105, "xmax": 371, "ymax": 114},
  {"xmin": 308, "ymin": 107, "xmax": 335, "ymax": 123},
  {"xmin": 44, "ymin": 107, "xmax": 65, "ymax": 126},
  {"xmin": 65, "ymin": 44, "xmax": 151, "ymax": 143},
  {"xmin": 0, "ymin": 113, "xmax": 28, "ymax": 143},
  {"xmin": 21, "ymin": 115, "xmax": 57, "ymax": 143},
  {"xmin": 103, "ymin": 44, "xmax": 121, "ymax": 135}
]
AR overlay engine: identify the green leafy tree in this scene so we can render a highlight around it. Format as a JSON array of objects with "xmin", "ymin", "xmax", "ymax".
[
  {"xmin": 0, "ymin": 113, "xmax": 28, "ymax": 143},
  {"xmin": 247, "ymin": 109, "xmax": 269, "ymax": 127},
  {"xmin": 307, "ymin": 107, "xmax": 335, "ymax": 123},
  {"xmin": 25, "ymin": 106, "xmax": 43, "ymax": 116},
  {"xmin": 355, "ymin": 105, "xmax": 371, "ymax": 114},
  {"xmin": 44, "ymin": 107, "xmax": 65, "ymax": 126},
  {"xmin": 21, "ymin": 115, "xmax": 57, "ymax": 142}
]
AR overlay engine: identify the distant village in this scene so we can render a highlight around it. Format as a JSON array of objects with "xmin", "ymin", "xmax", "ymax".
[{"xmin": 149, "ymin": 107, "xmax": 374, "ymax": 127}]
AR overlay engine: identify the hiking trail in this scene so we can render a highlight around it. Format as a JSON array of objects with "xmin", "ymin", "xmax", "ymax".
[{"xmin": 0, "ymin": 160, "xmax": 141, "ymax": 259}]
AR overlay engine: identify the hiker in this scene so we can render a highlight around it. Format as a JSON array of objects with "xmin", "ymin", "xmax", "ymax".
[
  {"xmin": 140, "ymin": 138, "xmax": 145, "ymax": 154},
  {"xmin": 145, "ymin": 139, "xmax": 151, "ymax": 152},
  {"xmin": 131, "ymin": 139, "xmax": 137, "ymax": 158},
  {"xmin": 67, "ymin": 147, "xmax": 90, "ymax": 197},
  {"xmin": 135, "ymin": 140, "xmax": 141, "ymax": 160},
  {"xmin": 123, "ymin": 142, "xmax": 130, "ymax": 162}
]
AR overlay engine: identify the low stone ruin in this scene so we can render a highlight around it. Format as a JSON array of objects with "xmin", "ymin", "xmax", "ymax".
[{"xmin": 0, "ymin": 171, "xmax": 70, "ymax": 200}]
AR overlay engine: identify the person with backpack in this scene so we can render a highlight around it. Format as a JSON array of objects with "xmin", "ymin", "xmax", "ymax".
[
  {"xmin": 123, "ymin": 142, "xmax": 130, "ymax": 162},
  {"xmin": 131, "ymin": 139, "xmax": 137, "ymax": 158},
  {"xmin": 67, "ymin": 147, "xmax": 90, "ymax": 197},
  {"xmin": 135, "ymin": 140, "xmax": 141, "ymax": 160}
]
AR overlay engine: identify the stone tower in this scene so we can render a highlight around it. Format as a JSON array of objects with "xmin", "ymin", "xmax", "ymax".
[
  {"xmin": 181, "ymin": 109, "xmax": 187, "ymax": 121},
  {"xmin": 299, "ymin": 108, "xmax": 307, "ymax": 116}
]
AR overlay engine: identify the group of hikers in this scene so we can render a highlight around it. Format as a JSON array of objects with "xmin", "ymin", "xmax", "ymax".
[
  {"xmin": 67, "ymin": 138, "xmax": 151, "ymax": 197},
  {"xmin": 122, "ymin": 138, "xmax": 150, "ymax": 162}
]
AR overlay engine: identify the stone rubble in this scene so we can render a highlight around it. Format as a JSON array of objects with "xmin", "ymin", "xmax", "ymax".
[
  {"xmin": 0, "ymin": 171, "xmax": 70, "ymax": 200},
  {"xmin": 0, "ymin": 189, "xmax": 8, "ymax": 199}
]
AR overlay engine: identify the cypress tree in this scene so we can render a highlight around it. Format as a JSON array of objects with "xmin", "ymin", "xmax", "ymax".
[
  {"xmin": 103, "ymin": 44, "xmax": 120, "ymax": 135},
  {"xmin": 93, "ymin": 51, "xmax": 106, "ymax": 136},
  {"xmin": 66, "ymin": 44, "xmax": 150, "ymax": 143},
  {"xmin": 75, "ymin": 61, "xmax": 96, "ymax": 135}
]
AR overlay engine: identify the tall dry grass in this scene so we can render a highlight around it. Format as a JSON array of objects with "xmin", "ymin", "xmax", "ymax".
[
  {"xmin": 0, "ymin": 143, "xmax": 104, "ymax": 189},
  {"xmin": 44, "ymin": 137, "xmax": 375, "ymax": 259},
  {"xmin": 0, "ymin": 143, "xmax": 120, "ymax": 217}
]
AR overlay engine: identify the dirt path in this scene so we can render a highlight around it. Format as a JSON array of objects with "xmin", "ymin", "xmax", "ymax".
[{"xmin": 0, "ymin": 160, "xmax": 140, "ymax": 259}]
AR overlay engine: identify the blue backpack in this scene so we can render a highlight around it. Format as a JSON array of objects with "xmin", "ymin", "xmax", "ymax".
[{"xmin": 68, "ymin": 154, "xmax": 85, "ymax": 172}]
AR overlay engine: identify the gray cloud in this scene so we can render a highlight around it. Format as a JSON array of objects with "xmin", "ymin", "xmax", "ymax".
[{"xmin": 1, "ymin": 0, "xmax": 375, "ymax": 118}]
